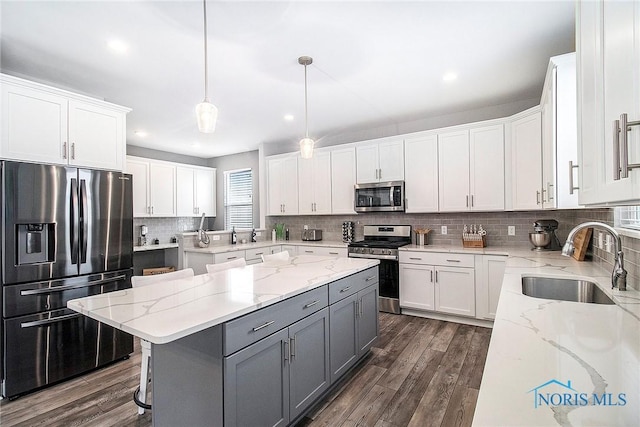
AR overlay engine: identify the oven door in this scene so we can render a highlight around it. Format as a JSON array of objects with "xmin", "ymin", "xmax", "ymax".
[{"xmin": 377, "ymin": 259, "xmax": 400, "ymax": 314}]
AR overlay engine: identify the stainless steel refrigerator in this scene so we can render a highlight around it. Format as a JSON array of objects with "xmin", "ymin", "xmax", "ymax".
[{"xmin": 1, "ymin": 161, "xmax": 134, "ymax": 398}]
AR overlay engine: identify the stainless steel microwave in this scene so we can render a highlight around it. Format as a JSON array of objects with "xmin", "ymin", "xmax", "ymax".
[{"xmin": 354, "ymin": 181, "xmax": 405, "ymax": 212}]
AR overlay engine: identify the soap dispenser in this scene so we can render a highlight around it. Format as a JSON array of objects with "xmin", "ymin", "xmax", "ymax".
[
  {"xmin": 231, "ymin": 226, "xmax": 237, "ymax": 245},
  {"xmin": 251, "ymin": 228, "xmax": 257, "ymax": 243}
]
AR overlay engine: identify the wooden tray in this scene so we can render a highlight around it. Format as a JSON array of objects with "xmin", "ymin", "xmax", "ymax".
[
  {"xmin": 462, "ymin": 236, "xmax": 486, "ymax": 248},
  {"xmin": 571, "ymin": 227, "xmax": 592, "ymax": 261}
]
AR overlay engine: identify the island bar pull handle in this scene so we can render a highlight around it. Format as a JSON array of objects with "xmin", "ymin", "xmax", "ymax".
[
  {"xmin": 21, "ymin": 313, "xmax": 82, "ymax": 328},
  {"xmin": 303, "ymin": 301, "xmax": 319, "ymax": 309},
  {"xmin": 252, "ymin": 320, "xmax": 275, "ymax": 332},
  {"xmin": 21, "ymin": 275, "xmax": 127, "ymax": 296},
  {"xmin": 283, "ymin": 340, "xmax": 289, "ymax": 362},
  {"xmin": 619, "ymin": 113, "xmax": 640, "ymax": 178},
  {"xmin": 339, "ymin": 286, "xmax": 352, "ymax": 293},
  {"xmin": 354, "ymin": 300, "xmax": 359, "ymax": 318},
  {"xmin": 365, "ymin": 275, "xmax": 376, "ymax": 282},
  {"xmin": 569, "ymin": 161, "xmax": 580, "ymax": 194},
  {"xmin": 290, "ymin": 336, "xmax": 296, "ymax": 360}
]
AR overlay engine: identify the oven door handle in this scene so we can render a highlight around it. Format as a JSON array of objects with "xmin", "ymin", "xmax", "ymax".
[
  {"xmin": 21, "ymin": 313, "xmax": 83, "ymax": 328},
  {"xmin": 20, "ymin": 275, "xmax": 127, "ymax": 296},
  {"xmin": 348, "ymin": 253, "xmax": 398, "ymax": 261}
]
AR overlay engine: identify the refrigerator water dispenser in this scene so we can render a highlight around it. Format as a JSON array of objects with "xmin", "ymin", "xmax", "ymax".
[{"xmin": 17, "ymin": 223, "xmax": 54, "ymax": 265}]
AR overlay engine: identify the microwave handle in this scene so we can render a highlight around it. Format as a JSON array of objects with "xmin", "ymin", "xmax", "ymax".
[{"xmin": 390, "ymin": 187, "xmax": 393, "ymax": 206}]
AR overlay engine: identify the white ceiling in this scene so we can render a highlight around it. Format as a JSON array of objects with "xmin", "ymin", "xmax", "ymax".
[{"xmin": 0, "ymin": 0, "xmax": 575, "ymax": 159}]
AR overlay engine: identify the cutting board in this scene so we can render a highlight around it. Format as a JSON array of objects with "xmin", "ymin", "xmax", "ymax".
[{"xmin": 571, "ymin": 227, "xmax": 592, "ymax": 261}]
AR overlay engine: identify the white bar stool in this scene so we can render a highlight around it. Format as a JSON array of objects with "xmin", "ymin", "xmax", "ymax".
[
  {"xmin": 130, "ymin": 268, "xmax": 194, "ymax": 415},
  {"xmin": 261, "ymin": 250, "xmax": 290, "ymax": 263},
  {"xmin": 205, "ymin": 257, "xmax": 246, "ymax": 274}
]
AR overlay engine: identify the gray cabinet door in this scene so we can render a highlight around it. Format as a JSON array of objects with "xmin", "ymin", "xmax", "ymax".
[
  {"xmin": 329, "ymin": 293, "xmax": 358, "ymax": 384},
  {"xmin": 358, "ymin": 284, "xmax": 379, "ymax": 355},
  {"xmin": 289, "ymin": 308, "xmax": 330, "ymax": 421},
  {"xmin": 224, "ymin": 328, "xmax": 290, "ymax": 427}
]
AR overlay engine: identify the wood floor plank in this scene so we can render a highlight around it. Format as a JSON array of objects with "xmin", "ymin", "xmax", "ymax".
[
  {"xmin": 374, "ymin": 314, "xmax": 411, "ymax": 349},
  {"xmin": 369, "ymin": 320, "xmax": 425, "ymax": 369},
  {"xmin": 428, "ymin": 320, "xmax": 459, "ymax": 352},
  {"xmin": 457, "ymin": 327, "xmax": 491, "ymax": 390},
  {"xmin": 340, "ymin": 384, "xmax": 395, "ymax": 427},
  {"xmin": 376, "ymin": 319, "xmax": 441, "ymax": 391},
  {"xmin": 440, "ymin": 385, "xmax": 479, "ymax": 427}
]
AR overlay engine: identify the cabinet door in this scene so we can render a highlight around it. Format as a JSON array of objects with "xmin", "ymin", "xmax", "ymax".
[
  {"xmin": 126, "ymin": 158, "xmax": 150, "ymax": 217},
  {"xmin": 289, "ymin": 308, "xmax": 330, "ymax": 421},
  {"xmin": 267, "ymin": 157, "xmax": 285, "ymax": 215},
  {"xmin": 281, "ymin": 156, "xmax": 298, "ymax": 215},
  {"xmin": 357, "ymin": 285, "xmax": 378, "ymax": 355},
  {"xmin": 195, "ymin": 168, "xmax": 216, "ymax": 216},
  {"xmin": 149, "ymin": 162, "xmax": 176, "ymax": 216},
  {"xmin": 329, "ymin": 293, "xmax": 358, "ymax": 384},
  {"xmin": 331, "ymin": 147, "xmax": 356, "ymax": 214},
  {"xmin": 1, "ymin": 82, "xmax": 68, "ymax": 165},
  {"xmin": 541, "ymin": 70, "xmax": 557, "ymax": 209},
  {"xmin": 438, "ymin": 130, "xmax": 470, "ymax": 211},
  {"xmin": 404, "ymin": 135, "xmax": 438, "ymax": 212},
  {"xmin": 399, "ymin": 263, "xmax": 435, "ymax": 311},
  {"xmin": 475, "ymin": 255, "xmax": 507, "ymax": 320},
  {"xmin": 356, "ymin": 143, "xmax": 379, "ymax": 183},
  {"xmin": 176, "ymin": 166, "xmax": 196, "ymax": 216},
  {"xmin": 297, "ymin": 156, "xmax": 315, "ymax": 215},
  {"xmin": 435, "ymin": 267, "xmax": 475, "ymax": 317},
  {"xmin": 68, "ymin": 100, "xmax": 124, "ymax": 171},
  {"xmin": 313, "ymin": 152, "xmax": 332, "ymax": 214},
  {"xmin": 224, "ymin": 329, "xmax": 289, "ymax": 427},
  {"xmin": 378, "ymin": 139, "xmax": 404, "ymax": 181},
  {"xmin": 470, "ymin": 124, "xmax": 504, "ymax": 211},
  {"xmin": 511, "ymin": 112, "xmax": 543, "ymax": 210}
]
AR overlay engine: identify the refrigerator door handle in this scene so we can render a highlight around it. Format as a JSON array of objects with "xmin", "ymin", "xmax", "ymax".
[
  {"xmin": 21, "ymin": 313, "xmax": 83, "ymax": 328},
  {"xmin": 80, "ymin": 179, "xmax": 88, "ymax": 264},
  {"xmin": 20, "ymin": 274, "xmax": 127, "ymax": 296},
  {"xmin": 71, "ymin": 178, "xmax": 79, "ymax": 264}
]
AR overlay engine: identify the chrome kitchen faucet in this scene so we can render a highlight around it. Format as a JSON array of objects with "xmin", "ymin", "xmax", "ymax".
[{"xmin": 561, "ymin": 222, "xmax": 627, "ymax": 291}]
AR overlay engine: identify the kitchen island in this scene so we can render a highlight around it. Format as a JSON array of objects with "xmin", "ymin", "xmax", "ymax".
[
  {"xmin": 68, "ymin": 255, "xmax": 380, "ymax": 427},
  {"xmin": 472, "ymin": 249, "xmax": 640, "ymax": 426}
]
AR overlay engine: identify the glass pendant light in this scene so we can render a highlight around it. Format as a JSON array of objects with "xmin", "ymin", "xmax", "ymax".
[
  {"xmin": 196, "ymin": 0, "xmax": 218, "ymax": 133},
  {"xmin": 298, "ymin": 56, "xmax": 315, "ymax": 159}
]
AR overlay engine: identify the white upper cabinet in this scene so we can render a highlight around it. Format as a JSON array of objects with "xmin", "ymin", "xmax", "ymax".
[
  {"xmin": 510, "ymin": 110, "xmax": 543, "ymax": 210},
  {"xmin": 331, "ymin": 146, "xmax": 356, "ymax": 214},
  {"xmin": 404, "ymin": 134, "xmax": 438, "ymax": 212},
  {"xmin": 126, "ymin": 156, "xmax": 177, "ymax": 217},
  {"xmin": 577, "ymin": 0, "xmax": 640, "ymax": 205},
  {"xmin": 356, "ymin": 139, "xmax": 404, "ymax": 183},
  {"xmin": 177, "ymin": 166, "xmax": 216, "ymax": 217},
  {"xmin": 1, "ymin": 73, "xmax": 129, "ymax": 171},
  {"xmin": 298, "ymin": 151, "xmax": 332, "ymax": 215},
  {"xmin": 267, "ymin": 155, "xmax": 298, "ymax": 215},
  {"xmin": 540, "ymin": 53, "xmax": 580, "ymax": 210},
  {"xmin": 438, "ymin": 125, "xmax": 504, "ymax": 212}
]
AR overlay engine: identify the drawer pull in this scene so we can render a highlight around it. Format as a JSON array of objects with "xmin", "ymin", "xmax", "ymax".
[
  {"xmin": 409, "ymin": 257, "xmax": 422, "ymax": 261},
  {"xmin": 365, "ymin": 275, "xmax": 376, "ymax": 282},
  {"xmin": 445, "ymin": 259, "xmax": 461, "ymax": 263},
  {"xmin": 227, "ymin": 256, "xmax": 237, "ymax": 260},
  {"xmin": 255, "ymin": 252, "xmax": 263, "ymax": 255},
  {"xmin": 329, "ymin": 252, "xmax": 339, "ymax": 255},
  {"xmin": 305, "ymin": 250, "xmax": 313, "ymax": 253},
  {"xmin": 339, "ymin": 286, "xmax": 352, "ymax": 293},
  {"xmin": 252, "ymin": 321, "xmax": 275, "ymax": 332},
  {"xmin": 304, "ymin": 301, "xmax": 319, "ymax": 309}
]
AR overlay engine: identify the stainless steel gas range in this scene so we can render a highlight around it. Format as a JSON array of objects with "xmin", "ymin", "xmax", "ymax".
[{"xmin": 347, "ymin": 225, "xmax": 411, "ymax": 314}]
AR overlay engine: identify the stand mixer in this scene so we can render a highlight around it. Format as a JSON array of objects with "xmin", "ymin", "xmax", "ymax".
[{"xmin": 529, "ymin": 219, "xmax": 562, "ymax": 251}]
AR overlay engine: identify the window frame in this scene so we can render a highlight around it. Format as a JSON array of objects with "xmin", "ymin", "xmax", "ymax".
[{"xmin": 223, "ymin": 168, "xmax": 253, "ymax": 230}]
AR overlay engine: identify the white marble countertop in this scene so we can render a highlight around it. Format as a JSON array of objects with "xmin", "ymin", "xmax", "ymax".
[
  {"xmin": 400, "ymin": 243, "xmax": 512, "ymax": 256},
  {"xmin": 67, "ymin": 255, "xmax": 379, "ymax": 345},
  {"xmin": 133, "ymin": 243, "xmax": 179, "ymax": 252},
  {"xmin": 183, "ymin": 240, "xmax": 348, "ymax": 254},
  {"xmin": 473, "ymin": 249, "xmax": 640, "ymax": 426}
]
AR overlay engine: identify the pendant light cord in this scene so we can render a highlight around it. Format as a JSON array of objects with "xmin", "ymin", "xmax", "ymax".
[
  {"xmin": 202, "ymin": 0, "xmax": 209, "ymax": 102},
  {"xmin": 304, "ymin": 63, "xmax": 309, "ymax": 138}
]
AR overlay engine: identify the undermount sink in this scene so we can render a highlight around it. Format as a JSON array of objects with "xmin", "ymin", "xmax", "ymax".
[{"xmin": 521, "ymin": 276, "xmax": 615, "ymax": 305}]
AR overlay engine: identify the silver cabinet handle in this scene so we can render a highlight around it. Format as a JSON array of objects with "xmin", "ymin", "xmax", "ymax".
[
  {"xmin": 569, "ymin": 161, "xmax": 579, "ymax": 195},
  {"xmin": 471, "ymin": 195, "xmax": 474, "ymax": 207},
  {"xmin": 252, "ymin": 320, "xmax": 275, "ymax": 332},
  {"xmin": 340, "ymin": 286, "xmax": 351, "ymax": 293},
  {"xmin": 354, "ymin": 300, "xmax": 359, "ymax": 317},
  {"xmin": 283, "ymin": 339, "xmax": 289, "ymax": 362},
  {"xmin": 466, "ymin": 195, "xmax": 469, "ymax": 207},
  {"xmin": 614, "ymin": 119, "xmax": 622, "ymax": 180},
  {"xmin": 329, "ymin": 252, "xmax": 339, "ymax": 255},
  {"xmin": 290, "ymin": 336, "xmax": 296, "ymax": 360},
  {"xmin": 541, "ymin": 188, "xmax": 547, "ymax": 203},
  {"xmin": 430, "ymin": 270, "xmax": 433, "ymax": 282},
  {"xmin": 365, "ymin": 275, "xmax": 376, "ymax": 282},
  {"xmin": 21, "ymin": 313, "xmax": 82, "ymax": 328},
  {"xmin": 409, "ymin": 257, "xmax": 422, "ymax": 261},
  {"xmin": 21, "ymin": 275, "xmax": 126, "ymax": 296},
  {"xmin": 71, "ymin": 142, "xmax": 75, "ymax": 160},
  {"xmin": 620, "ymin": 113, "xmax": 640, "ymax": 177},
  {"xmin": 379, "ymin": 168, "xmax": 382, "ymax": 180},
  {"xmin": 536, "ymin": 190, "xmax": 541, "ymax": 205},
  {"xmin": 255, "ymin": 252, "xmax": 263, "ymax": 256},
  {"xmin": 62, "ymin": 142, "xmax": 67, "ymax": 159},
  {"xmin": 445, "ymin": 259, "xmax": 461, "ymax": 263},
  {"xmin": 548, "ymin": 183, "xmax": 554, "ymax": 200},
  {"xmin": 435, "ymin": 270, "xmax": 438, "ymax": 283},
  {"xmin": 304, "ymin": 301, "xmax": 319, "ymax": 308}
]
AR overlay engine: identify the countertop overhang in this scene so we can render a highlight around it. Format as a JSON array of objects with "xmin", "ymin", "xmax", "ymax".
[{"xmin": 67, "ymin": 255, "xmax": 378, "ymax": 345}]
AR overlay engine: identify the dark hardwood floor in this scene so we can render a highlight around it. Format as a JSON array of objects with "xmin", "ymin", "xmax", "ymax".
[{"xmin": 0, "ymin": 314, "xmax": 490, "ymax": 427}]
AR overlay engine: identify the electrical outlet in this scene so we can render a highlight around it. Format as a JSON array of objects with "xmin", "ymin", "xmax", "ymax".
[
  {"xmin": 212, "ymin": 235, "xmax": 221, "ymax": 241},
  {"xmin": 508, "ymin": 226, "xmax": 516, "ymax": 236},
  {"xmin": 255, "ymin": 231, "xmax": 261, "ymax": 237},
  {"xmin": 598, "ymin": 232, "xmax": 604, "ymax": 249},
  {"xmin": 605, "ymin": 234, "xmax": 613, "ymax": 253},
  {"xmin": 441, "ymin": 225, "xmax": 447, "ymax": 235}
]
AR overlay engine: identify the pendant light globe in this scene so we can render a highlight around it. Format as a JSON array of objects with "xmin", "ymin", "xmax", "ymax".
[{"xmin": 299, "ymin": 137, "xmax": 315, "ymax": 159}]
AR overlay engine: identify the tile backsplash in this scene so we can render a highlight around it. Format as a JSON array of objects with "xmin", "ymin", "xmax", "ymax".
[{"xmin": 133, "ymin": 217, "xmax": 202, "ymax": 245}]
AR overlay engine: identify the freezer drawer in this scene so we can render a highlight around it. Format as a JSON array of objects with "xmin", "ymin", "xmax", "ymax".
[{"xmin": 2, "ymin": 308, "xmax": 133, "ymax": 398}]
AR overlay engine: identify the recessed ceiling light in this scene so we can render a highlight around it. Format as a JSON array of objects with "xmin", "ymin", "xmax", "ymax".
[
  {"xmin": 134, "ymin": 130, "xmax": 148, "ymax": 138},
  {"xmin": 443, "ymin": 72, "xmax": 458, "ymax": 82},
  {"xmin": 108, "ymin": 39, "xmax": 128, "ymax": 53},
  {"xmin": 284, "ymin": 114, "xmax": 294, "ymax": 121}
]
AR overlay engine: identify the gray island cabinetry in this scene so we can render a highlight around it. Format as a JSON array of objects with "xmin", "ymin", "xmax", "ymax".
[{"xmin": 67, "ymin": 256, "xmax": 379, "ymax": 427}]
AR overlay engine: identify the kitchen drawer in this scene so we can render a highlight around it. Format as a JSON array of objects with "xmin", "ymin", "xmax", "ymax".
[
  {"xmin": 298, "ymin": 246, "xmax": 347, "ymax": 257},
  {"xmin": 244, "ymin": 247, "xmax": 270, "ymax": 262},
  {"xmin": 214, "ymin": 251, "xmax": 246, "ymax": 264},
  {"xmin": 328, "ymin": 267, "xmax": 378, "ymax": 304},
  {"xmin": 223, "ymin": 285, "xmax": 328, "ymax": 356},
  {"xmin": 400, "ymin": 251, "xmax": 474, "ymax": 268}
]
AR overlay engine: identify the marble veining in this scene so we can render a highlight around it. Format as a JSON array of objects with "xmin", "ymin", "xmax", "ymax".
[
  {"xmin": 67, "ymin": 255, "xmax": 378, "ymax": 344},
  {"xmin": 473, "ymin": 250, "xmax": 640, "ymax": 426}
]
